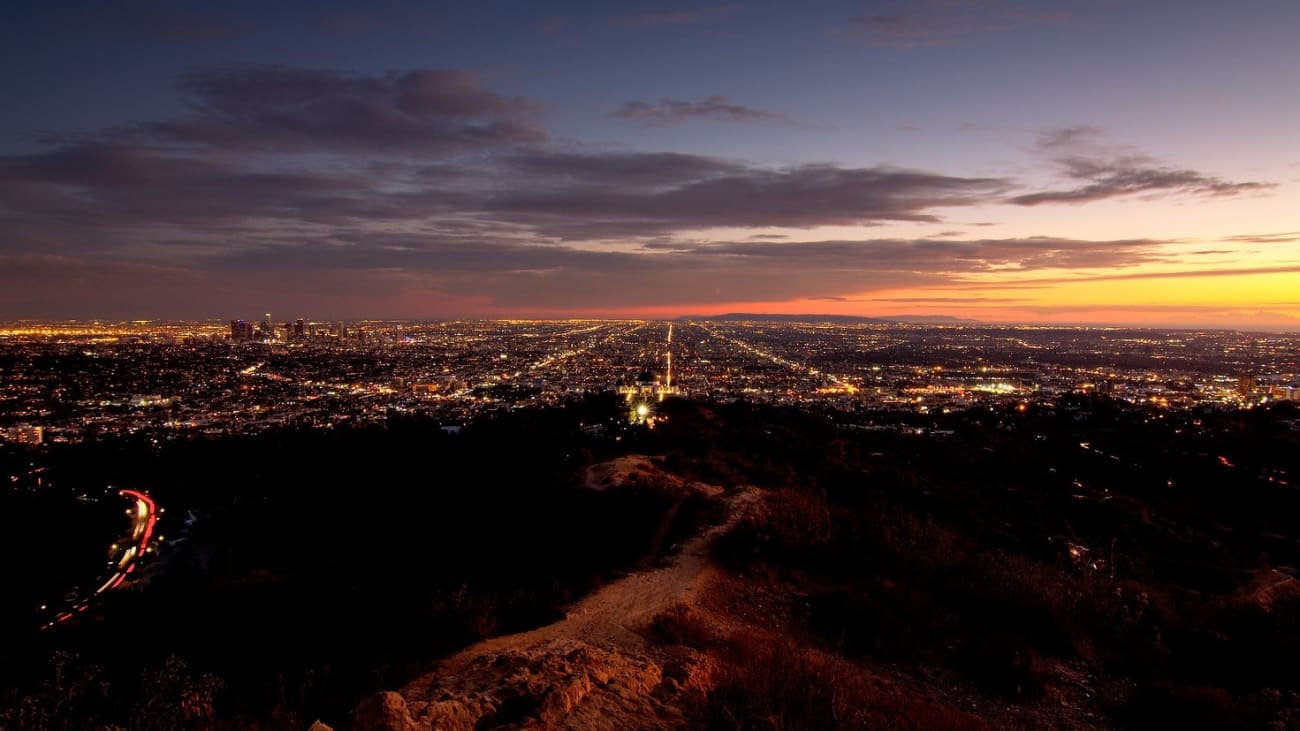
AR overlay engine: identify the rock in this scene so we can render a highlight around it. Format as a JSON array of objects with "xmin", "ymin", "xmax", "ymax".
[
  {"xmin": 1237, "ymin": 569, "xmax": 1300, "ymax": 613},
  {"xmin": 402, "ymin": 639, "xmax": 682, "ymax": 730},
  {"xmin": 352, "ymin": 691, "xmax": 418, "ymax": 731}
]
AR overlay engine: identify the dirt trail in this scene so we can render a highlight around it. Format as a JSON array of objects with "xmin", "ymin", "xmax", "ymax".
[{"xmin": 415, "ymin": 485, "xmax": 759, "ymax": 682}]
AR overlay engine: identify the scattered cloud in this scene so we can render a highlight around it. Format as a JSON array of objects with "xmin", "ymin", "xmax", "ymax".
[
  {"xmin": 0, "ymin": 132, "xmax": 1009, "ymax": 258},
  {"xmin": 486, "ymin": 160, "xmax": 1009, "ymax": 238},
  {"xmin": 185, "ymin": 235, "xmax": 1169, "ymax": 311},
  {"xmin": 500, "ymin": 150, "xmax": 748, "ymax": 186},
  {"xmin": 611, "ymin": 4, "xmax": 739, "ymax": 28},
  {"xmin": 1222, "ymin": 232, "xmax": 1300, "ymax": 244},
  {"xmin": 0, "ymin": 61, "xmax": 1287, "ymax": 317},
  {"xmin": 611, "ymin": 96, "xmax": 790, "ymax": 126},
  {"xmin": 955, "ymin": 264, "xmax": 1300, "ymax": 288},
  {"xmin": 869, "ymin": 296, "xmax": 1029, "ymax": 303},
  {"xmin": 137, "ymin": 66, "xmax": 545, "ymax": 155},
  {"xmin": 659, "ymin": 236, "xmax": 1164, "ymax": 271},
  {"xmin": 1011, "ymin": 126, "xmax": 1272, "ymax": 205}
]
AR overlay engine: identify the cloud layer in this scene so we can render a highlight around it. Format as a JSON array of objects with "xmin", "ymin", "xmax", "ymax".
[
  {"xmin": 1010, "ymin": 126, "xmax": 1271, "ymax": 205},
  {"xmin": 611, "ymin": 96, "xmax": 789, "ymax": 126},
  {"xmin": 0, "ymin": 65, "xmax": 1279, "ymax": 317},
  {"xmin": 142, "ymin": 66, "xmax": 544, "ymax": 155}
]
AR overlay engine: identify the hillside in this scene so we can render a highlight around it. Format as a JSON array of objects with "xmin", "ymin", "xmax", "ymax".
[
  {"xmin": 6, "ymin": 396, "xmax": 1300, "ymax": 729},
  {"xmin": 347, "ymin": 397, "xmax": 1300, "ymax": 730}
]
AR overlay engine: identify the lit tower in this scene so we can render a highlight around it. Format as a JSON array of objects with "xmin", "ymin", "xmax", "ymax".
[{"xmin": 666, "ymin": 324, "xmax": 672, "ymax": 391}]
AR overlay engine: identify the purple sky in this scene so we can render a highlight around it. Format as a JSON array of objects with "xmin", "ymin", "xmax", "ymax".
[{"xmin": 2, "ymin": 1, "xmax": 1297, "ymax": 327}]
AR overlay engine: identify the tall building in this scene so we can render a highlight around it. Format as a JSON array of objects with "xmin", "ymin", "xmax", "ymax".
[
  {"xmin": 230, "ymin": 319, "xmax": 255, "ymax": 341},
  {"xmin": 293, "ymin": 318, "xmax": 307, "ymax": 340},
  {"xmin": 1238, "ymin": 375, "xmax": 1257, "ymax": 397}
]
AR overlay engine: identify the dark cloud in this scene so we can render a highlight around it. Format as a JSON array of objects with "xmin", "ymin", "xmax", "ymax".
[
  {"xmin": 1011, "ymin": 126, "xmax": 1271, "ymax": 205},
  {"xmin": 215, "ymin": 235, "xmax": 1166, "ymax": 309},
  {"xmin": 0, "ymin": 230, "xmax": 1175, "ymax": 315},
  {"xmin": 141, "ymin": 66, "xmax": 544, "ymax": 155},
  {"xmin": 869, "ymin": 296, "xmax": 1029, "ymax": 303},
  {"xmin": 611, "ymin": 96, "xmax": 789, "ymax": 126},
  {"xmin": 0, "ymin": 142, "xmax": 421, "ymax": 234},
  {"xmin": 487, "ymin": 162, "xmax": 1009, "ymax": 238},
  {"xmin": 0, "ymin": 254, "xmax": 219, "ymax": 318},
  {"xmin": 848, "ymin": 0, "xmax": 1072, "ymax": 48},
  {"xmin": 611, "ymin": 4, "xmax": 738, "ymax": 28},
  {"xmin": 2, "ymin": 60, "xmax": 1273, "ymax": 317},
  {"xmin": 499, "ymin": 151, "xmax": 747, "ymax": 186},
  {"xmin": 661, "ymin": 237, "xmax": 1164, "ymax": 271},
  {"xmin": 0, "ymin": 138, "xmax": 1007, "ymax": 257}
]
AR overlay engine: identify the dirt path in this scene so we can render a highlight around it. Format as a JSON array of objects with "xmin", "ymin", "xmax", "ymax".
[{"xmin": 425, "ymin": 485, "xmax": 759, "ymax": 679}]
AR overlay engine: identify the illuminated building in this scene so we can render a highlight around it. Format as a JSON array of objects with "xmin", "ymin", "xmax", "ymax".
[
  {"xmin": 3, "ymin": 425, "xmax": 44, "ymax": 445},
  {"xmin": 229, "ymin": 319, "xmax": 255, "ymax": 341}
]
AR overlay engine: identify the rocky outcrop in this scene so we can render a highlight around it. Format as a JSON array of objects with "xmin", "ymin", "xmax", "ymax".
[
  {"xmin": 352, "ymin": 639, "xmax": 706, "ymax": 730},
  {"xmin": 351, "ymin": 466, "xmax": 751, "ymax": 730},
  {"xmin": 1235, "ymin": 568, "xmax": 1300, "ymax": 613},
  {"xmin": 351, "ymin": 691, "xmax": 418, "ymax": 731},
  {"xmin": 583, "ymin": 454, "xmax": 723, "ymax": 498}
]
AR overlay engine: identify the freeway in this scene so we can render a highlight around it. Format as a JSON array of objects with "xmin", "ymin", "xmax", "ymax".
[{"xmin": 42, "ymin": 488, "xmax": 159, "ymax": 629}]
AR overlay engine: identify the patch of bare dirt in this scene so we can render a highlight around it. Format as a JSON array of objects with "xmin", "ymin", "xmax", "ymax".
[{"xmin": 351, "ymin": 459, "xmax": 755, "ymax": 730}]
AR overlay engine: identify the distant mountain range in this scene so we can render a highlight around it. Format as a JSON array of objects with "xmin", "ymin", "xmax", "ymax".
[{"xmin": 680, "ymin": 313, "xmax": 978, "ymax": 325}]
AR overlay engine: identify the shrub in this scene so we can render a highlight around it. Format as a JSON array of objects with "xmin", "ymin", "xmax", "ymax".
[
  {"xmin": 713, "ymin": 488, "xmax": 832, "ymax": 570},
  {"xmin": 647, "ymin": 603, "xmax": 716, "ymax": 649},
  {"xmin": 700, "ymin": 630, "xmax": 992, "ymax": 731}
]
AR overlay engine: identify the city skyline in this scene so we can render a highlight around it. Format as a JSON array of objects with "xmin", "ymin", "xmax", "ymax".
[{"xmin": 2, "ymin": 1, "xmax": 1298, "ymax": 329}]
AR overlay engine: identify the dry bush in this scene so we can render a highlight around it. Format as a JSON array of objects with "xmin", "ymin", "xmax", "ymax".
[
  {"xmin": 647, "ymin": 603, "xmax": 717, "ymax": 649},
  {"xmin": 699, "ymin": 630, "xmax": 992, "ymax": 731},
  {"xmin": 713, "ymin": 488, "xmax": 832, "ymax": 570}
]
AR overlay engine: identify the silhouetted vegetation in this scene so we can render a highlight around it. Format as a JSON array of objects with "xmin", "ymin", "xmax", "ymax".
[
  {"xmin": 2, "ymin": 393, "xmax": 720, "ymax": 728},
  {"xmin": 5, "ymin": 395, "xmax": 1300, "ymax": 728},
  {"xmin": 700, "ymin": 629, "xmax": 993, "ymax": 731},
  {"xmin": 666, "ymin": 397, "xmax": 1300, "ymax": 728}
]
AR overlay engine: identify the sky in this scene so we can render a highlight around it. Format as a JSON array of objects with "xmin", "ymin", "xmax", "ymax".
[{"xmin": 1, "ymin": 0, "xmax": 1298, "ymax": 328}]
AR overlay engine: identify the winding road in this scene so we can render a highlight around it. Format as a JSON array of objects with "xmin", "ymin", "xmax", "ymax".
[{"xmin": 43, "ymin": 488, "xmax": 158, "ymax": 629}]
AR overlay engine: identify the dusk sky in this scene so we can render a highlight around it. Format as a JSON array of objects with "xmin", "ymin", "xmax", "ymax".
[{"xmin": 2, "ymin": 0, "xmax": 1297, "ymax": 328}]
